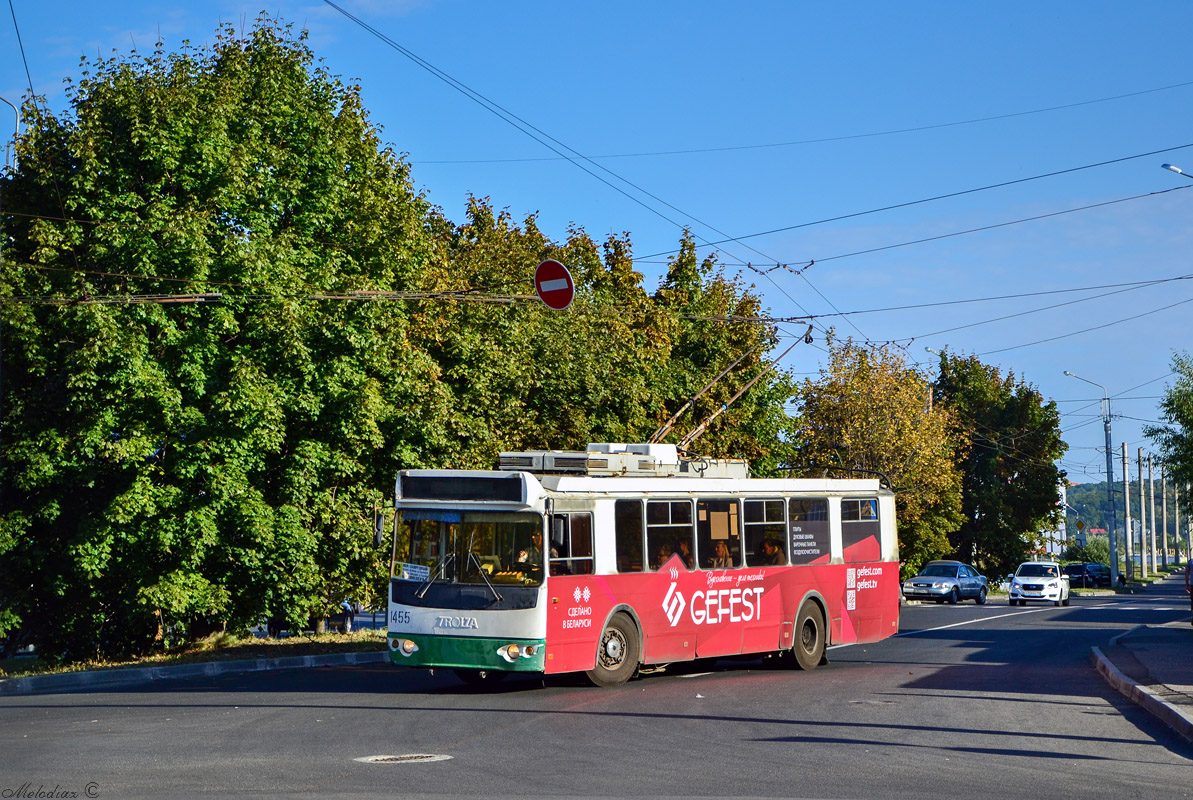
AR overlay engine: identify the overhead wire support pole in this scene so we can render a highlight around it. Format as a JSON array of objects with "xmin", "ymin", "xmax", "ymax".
[
  {"xmin": 1138, "ymin": 448, "xmax": 1148, "ymax": 579},
  {"xmin": 1122, "ymin": 443, "xmax": 1132, "ymax": 581},
  {"xmin": 1063, "ymin": 371, "xmax": 1118, "ymax": 586}
]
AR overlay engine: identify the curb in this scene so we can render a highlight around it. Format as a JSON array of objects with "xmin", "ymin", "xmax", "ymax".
[
  {"xmin": 1091, "ymin": 645, "xmax": 1193, "ymax": 746},
  {"xmin": 0, "ymin": 650, "xmax": 390, "ymax": 697}
]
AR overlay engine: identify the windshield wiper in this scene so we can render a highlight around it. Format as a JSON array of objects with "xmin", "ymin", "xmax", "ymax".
[
  {"xmin": 467, "ymin": 550, "xmax": 504, "ymax": 602},
  {"xmin": 415, "ymin": 552, "xmax": 456, "ymax": 599}
]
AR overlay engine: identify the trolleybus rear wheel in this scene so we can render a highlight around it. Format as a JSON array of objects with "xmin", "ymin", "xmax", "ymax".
[
  {"xmin": 792, "ymin": 602, "xmax": 826, "ymax": 671},
  {"xmin": 586, "ymin": 613, "xmax": 640, "ymax": 688}
]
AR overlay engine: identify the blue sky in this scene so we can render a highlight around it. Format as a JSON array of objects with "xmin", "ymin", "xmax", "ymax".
[{"xmin": 3, "ymin": 1, "xmax": 1193, "ymax": 491}]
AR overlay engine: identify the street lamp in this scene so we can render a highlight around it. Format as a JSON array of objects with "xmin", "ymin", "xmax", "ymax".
[
  {"xmin": 1162, "ymin": 163, "xmax": 1193, "ymax": 180},
  {"xmin": 1063, "ymin": 371, "xmax": 1119, "ymax": 585}
]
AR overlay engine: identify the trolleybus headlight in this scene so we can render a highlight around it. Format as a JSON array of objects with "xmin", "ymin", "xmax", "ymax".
[
  {"xmin": 497, "ymin": 643, "xmax": 538, "ymax": 662},
  {"xmin": 392, "ymin": 638, "xmax": 419, "ymax": 656}
]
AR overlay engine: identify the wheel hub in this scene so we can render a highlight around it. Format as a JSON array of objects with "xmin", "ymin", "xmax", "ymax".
[{"xmin": 599, "ymin": 628, "xmax": 627, "ymax": 668}]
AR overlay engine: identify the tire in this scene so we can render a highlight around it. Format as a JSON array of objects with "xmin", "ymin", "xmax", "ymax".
[
  {"xmin": 1061, "ymin": 594, "xmax": 1070, "ymax": 607},
  {"xmin": 1008, "ymin": 598, "xmax": 1016, "ymax": 606},
  {"xmin": 948, "ymin": 587, "xmax": 959, "ymax": 605},
  {"xmin": 453, "ymin": 669, "xmax": 508, "ymax": 686},
  {"xmin": 975, "ymin": 587, "xmax": 987, "ymax": 605},
  {"xmin": 791, "ymin": 602, "xmax": 826, "ymax": 671},
  {"xmin": 586, "ymin": 613, "xmax": 640, "ymax": 688}
]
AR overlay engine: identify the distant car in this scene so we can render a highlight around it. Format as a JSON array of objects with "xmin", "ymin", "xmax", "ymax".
[
  {"xmin": 1009, "ymin": 561, "xmax": 1070, "ymax": 606},
  {"xmin": 902, "ymin": 560, "xmax": 989, "ymax": 605},
  {"xmin": 1063, "ymin": 562, "xmax": 1112, "ymax": 589}
]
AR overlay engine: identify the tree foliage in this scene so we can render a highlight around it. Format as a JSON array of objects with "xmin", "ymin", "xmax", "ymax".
[
  {"xmin": 1145, "ymin": 351, "xmax": 1193, "ymax": 504},
  {"xmin": 930, "ymin": 351, "xmax": 1067, "ymax": 576},
  {"xmin": 0, "ymin": 18, "xmax": 793, "ymax": 660},
  {"xmin": 789, "ymin": 337, "xmax": 964, "ymax": 577}
]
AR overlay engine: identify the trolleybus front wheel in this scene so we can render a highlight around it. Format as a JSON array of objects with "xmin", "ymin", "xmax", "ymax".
[
  {"xmin": 586, "ymin": 613, "xmax": 640, "ymax": 688},
  {"xmin": 791, "ymin": 602, "xmax": 826, "ymax": 671}
]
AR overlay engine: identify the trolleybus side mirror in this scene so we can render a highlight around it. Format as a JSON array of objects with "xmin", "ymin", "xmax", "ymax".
[{"xmin": 374, "ymin": 510, "xmax": 385, "ymax": 549}]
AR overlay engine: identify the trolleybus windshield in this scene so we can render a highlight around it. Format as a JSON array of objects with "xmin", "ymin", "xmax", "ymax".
[{"xmin": 399, "ymin": 511, "xmax": 544, "ymax": 586}]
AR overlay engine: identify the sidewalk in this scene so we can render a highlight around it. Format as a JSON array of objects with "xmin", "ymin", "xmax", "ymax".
[
  {"xmin": 0, "ymin": 650, "xmax": 389, "ymax": 696},
  {"xmin": 1091, "ymin": 567, "xmax": 1193, "ymax": 745}
]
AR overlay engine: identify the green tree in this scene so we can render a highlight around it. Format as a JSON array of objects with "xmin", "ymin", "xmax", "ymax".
[
  {"xmin": 1062, "ymin": 534, "xmax": 1110, "ymax": 565},
  {"xmin": 0, "ymin": 17, "xmax": 808, "ymax": 663},
  {"xmin": 789, "ymin": 337, "xmax": 964, "ymax": 576},
  {"xmin": 930, "ymin": 352, "xmax": 1067, "ymax": 577},
  {"xmin": 1145, "ymin": 351, "xmax": 1193, "ymax": 498},
  {"xmin": 0, "ymin": 19, "xmax": 440, "ymax": 658}
]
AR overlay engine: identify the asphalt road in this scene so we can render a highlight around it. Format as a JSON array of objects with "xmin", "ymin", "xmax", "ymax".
[{"xmin": 1, "ymin": 589, "xmax": 1190, "ymax": 800}]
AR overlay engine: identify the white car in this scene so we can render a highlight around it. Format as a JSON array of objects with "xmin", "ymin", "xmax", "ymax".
[{"xmin": 1008, "ymin": 561, "xmax": 1070, "ymax": 606}]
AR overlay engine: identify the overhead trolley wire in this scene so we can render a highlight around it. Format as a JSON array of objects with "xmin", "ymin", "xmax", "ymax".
[
  {"xmin": 317, "ymin": 0, "xmax": 860, "ymax": 342},
  {"xmin": 639, "ymin": 142, "xmax": 1193, "ymax": 260},
  {"xmin": 419, "ymin": 79, "xmax": 1193, "ymax": 164}
]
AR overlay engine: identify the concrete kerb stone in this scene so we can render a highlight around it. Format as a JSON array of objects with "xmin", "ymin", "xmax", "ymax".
[
  {"xmin": 1091, "ymin": 644, "xmax": 1193, "ymax": 746},
  {"xmin": 0, "ymin": 649, "xmax": 390, "ymax": 697}
]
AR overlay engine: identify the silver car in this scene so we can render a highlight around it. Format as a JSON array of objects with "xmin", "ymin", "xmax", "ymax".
[{"xmin": 902, "ymin": 560, "xmax": 989, "ymax": 605}]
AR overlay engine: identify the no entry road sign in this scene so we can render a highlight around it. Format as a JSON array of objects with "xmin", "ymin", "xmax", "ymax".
[{"xmin": 535, "ymin": 259, "xmax": 574, "ymax": 310}]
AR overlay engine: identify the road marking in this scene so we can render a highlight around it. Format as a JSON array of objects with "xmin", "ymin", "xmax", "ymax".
[
  {"xmin": 355, "ymin": 754, "xmax": 452, "ymax": 764},
  {"xmin": 892, "ymin": 605, "xmax": 1054, "ymax": 637}
]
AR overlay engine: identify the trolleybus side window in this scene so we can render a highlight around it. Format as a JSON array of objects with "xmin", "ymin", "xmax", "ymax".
[
  {"xmin": 788, "ymin": 498, "xmax": 830, "ymax": 565},
  {"xmin": 841, "ymin": 498, "xmax": 881, "ymax": 563},
  {"xmin": 614, "ymin": 499, "xmax": 644, "ymax": 573},
  {"xmin": 646, "ymin": 500, "xmax": 694, "ymax": 570},
  {"xmin": 745, "ymin": 499, "xmax": 787, "ymax": 567},
  {"xmin": 697, "ymin": 498, "xmax": 740, "ymax": 570},
  {"xmin": 548, "ymin": 513, "xmax": 595, "ymax": 576}
]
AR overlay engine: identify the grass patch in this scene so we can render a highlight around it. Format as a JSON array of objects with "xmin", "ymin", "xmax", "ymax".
[{"xmin": 0, "ymin": 628, "xmax": 387, "ymax": 679}]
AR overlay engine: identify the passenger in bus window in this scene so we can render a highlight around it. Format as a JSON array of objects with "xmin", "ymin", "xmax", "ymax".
[
  {"xmin": 676, "ymin": 539, "xmax": 694, "ymax": 569},
  {"xmin": 761, "ymin": 538, "xmax": 785, "ymax": 565},
  {"xmin": 653, "ymin": 541, "xmax": 674, "ymax": 570},
  {"xmin": 710, "ymin": 540, "xmax": 733, "ymax": 569}
]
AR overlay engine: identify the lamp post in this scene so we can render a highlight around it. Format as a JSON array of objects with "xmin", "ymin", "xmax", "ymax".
[
  {"xmin": 1064, "ymin": 371, "xmax": 1119, "ymax": 585},
  {"xmin": 1162, "ymin": 163, "xmax": 1193, "ymax": 180}
]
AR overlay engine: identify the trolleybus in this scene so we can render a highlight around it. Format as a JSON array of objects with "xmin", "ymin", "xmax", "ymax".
[{"xmin": 386, "ymin": 443, "xmax": 900, "ymax": 687}]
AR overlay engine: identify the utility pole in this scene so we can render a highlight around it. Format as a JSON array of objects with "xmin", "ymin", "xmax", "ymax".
[
  {"xmin": 1175, "ymin": 482, "xmax": 1181, "ymax": 567},
  {"xmin": 1063, "ymin": 371, "xmax": 1118, "ymax": 585},
  {"xmin": 1138, "ymin": 448, "xmax": 1148, "ymax": 579},
  {"xmin": 1161, "ymin": 464, "xmax": 1168, "ymax": 570},
  {"xmin": 1148, "ymin": 454, "xmax": 1157, "ymax": 573},
  {"xmin": 1122, "ymin": 443, "xmax": 1132, "ymax": 581},
  {"xmin": 1187, "ymin": 482, "xmax": 1192, "ymax": 564}
]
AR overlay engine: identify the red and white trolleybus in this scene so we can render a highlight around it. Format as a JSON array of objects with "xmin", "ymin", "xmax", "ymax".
[{"xmin": 386, "ymin": 443, "xmax": 900, "ymax": 687}]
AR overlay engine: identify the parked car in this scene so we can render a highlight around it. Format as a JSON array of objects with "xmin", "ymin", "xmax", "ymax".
[
  {"xmin": 1063, "ymin": 562, "xmax": 1111, "ymax": 589},
  {"xmin": 1009, "ymin": 560, "xmax": 1070, "ymax": 606},
  {"xmin": 902, "ymin": 560, "xmax": 989, "ymax": 604}
]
